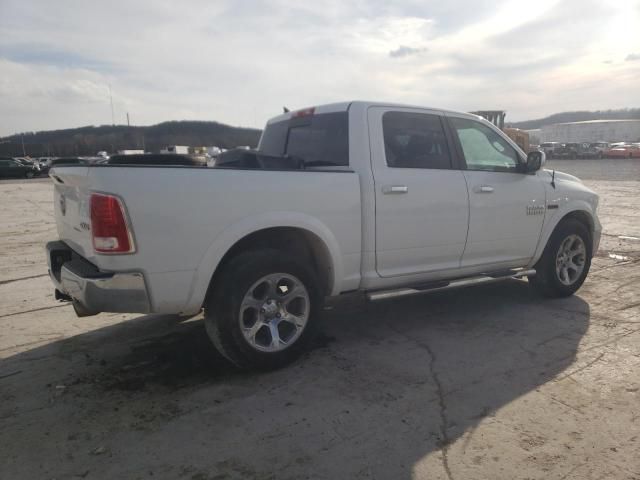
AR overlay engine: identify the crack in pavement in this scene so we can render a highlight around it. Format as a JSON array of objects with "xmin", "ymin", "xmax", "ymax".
[
  {"xmin": 0, "ymin": 304, "xmax": 70, "ymax": 320},
  {"xmin": 0, "ymin": 273, "xmax": 49, "ymax": 286},
  {"xmin": 385, "ymin": 321, "xmax": 454, "ymax": 480},
  {"xmin": 554, "ymin": 353, "xmax": 606, "ymax": 382}
]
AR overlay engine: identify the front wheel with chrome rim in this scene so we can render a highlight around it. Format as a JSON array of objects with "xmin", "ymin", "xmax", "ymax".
[
  {"xmin": 530, "ymin": 218, "xmax": 592, "ymax": 297},
  {"xmin": 204, "ymin": 249, "xmax": 321, "ymax": 370}
]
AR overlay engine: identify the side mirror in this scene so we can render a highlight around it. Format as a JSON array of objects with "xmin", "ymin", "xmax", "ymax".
[{"xmin": 525, "ymin": 150, "xmax": 545, "ymax": 173}]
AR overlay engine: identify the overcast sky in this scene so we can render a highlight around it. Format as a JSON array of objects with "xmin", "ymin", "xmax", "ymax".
[{"xmin": 1, "ymin": 0, "xmax": 639, "ymax": 136}]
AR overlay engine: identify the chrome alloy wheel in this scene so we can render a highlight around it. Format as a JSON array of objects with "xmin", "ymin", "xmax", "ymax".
[
  {"xmin": 239, "ymin": 273, "xmax": 310, "ymax": 352},
  {"xmin": 555, "ymin": 234, "xmax": 587, "ymax": 286}
]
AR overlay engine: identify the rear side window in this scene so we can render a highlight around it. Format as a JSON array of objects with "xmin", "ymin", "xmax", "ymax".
[
  {"xmin": 382, "ymin": 111, "xmax": 452, "ymax": 169},
  {"xmin": 259, "ymin": 112, "xmax": 349, "ymax": 167}
]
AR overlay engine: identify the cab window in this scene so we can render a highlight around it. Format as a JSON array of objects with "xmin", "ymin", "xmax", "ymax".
[
  {"xmin": 450, "ymin": 117, "xmax": 520, "ymax": 172},
  {"xmin": 382, "ymin": 111, "xmax": 452, "ymax": 169}
]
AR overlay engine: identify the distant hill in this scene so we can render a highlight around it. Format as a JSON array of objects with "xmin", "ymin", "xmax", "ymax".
[
  {"xmin": 508, "ymin": 108, "xmax": 640, "ymax": 130},
  {"xmin": 0, "ymin": 120, "xmax": 262, "ymax": 157}
]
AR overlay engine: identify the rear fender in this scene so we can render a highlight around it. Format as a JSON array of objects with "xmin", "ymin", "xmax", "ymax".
[{"xmin": 181, "ymin": 211, "xmax": 343, "ymax": 314}]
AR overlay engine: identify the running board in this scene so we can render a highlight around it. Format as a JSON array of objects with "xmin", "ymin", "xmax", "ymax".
[{"xmin": 366, "ymin": 269, "xmax": 536, "ymax": 302}]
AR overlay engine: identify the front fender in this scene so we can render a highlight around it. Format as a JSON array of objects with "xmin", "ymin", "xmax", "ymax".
[
  {"xmin": 529, "ymin": 200, "xmax": 599, "ymax": 267},
  {"xmin": 181, "ymin": 211, "xmax": 344, "ymax": 314}
]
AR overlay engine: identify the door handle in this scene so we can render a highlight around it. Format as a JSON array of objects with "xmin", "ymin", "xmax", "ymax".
[
  {"xmin": 382, "ymin": 185, "xmax": 409, "ymax": 194},
  {"xmin": 475, "ymin": 185, "xmax": 494, "ymax": 193}
]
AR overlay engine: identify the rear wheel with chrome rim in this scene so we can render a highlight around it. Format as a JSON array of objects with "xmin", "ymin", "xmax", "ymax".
[
  {"xmin": 530, "ymin": 218, "xmax": 592, "ymax": 297},
  {"xmin": 204, "ymin": 249, "xmax": 320, "ymax": 370}
]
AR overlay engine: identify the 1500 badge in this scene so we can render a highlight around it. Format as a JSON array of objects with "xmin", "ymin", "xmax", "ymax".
[{"xmin": 526, "ymin": 205, "xmax": 545, "ymax": 216}]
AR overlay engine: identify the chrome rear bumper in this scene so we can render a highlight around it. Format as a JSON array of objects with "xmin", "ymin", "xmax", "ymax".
[{"xmin": 46, "ymin": 241, "xmax": 151, "ymax": 316}]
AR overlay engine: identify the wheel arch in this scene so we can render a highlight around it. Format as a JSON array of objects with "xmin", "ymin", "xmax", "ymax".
[
  {"xmin": 182, "ymin": 213, "xmax": 343, "ymax": 314},
  {"xmin": 530, "ymin": 204, "xmax": 596, "ymax": 267}
]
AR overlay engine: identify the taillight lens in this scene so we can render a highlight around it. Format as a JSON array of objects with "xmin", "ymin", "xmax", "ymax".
[{"xmin": 90, "ymin": 193, "xmax": 135, "ymax": 254}]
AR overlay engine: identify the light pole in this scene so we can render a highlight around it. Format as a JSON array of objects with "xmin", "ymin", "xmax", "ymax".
[{"xmin": 109, "ymin": 84, "xmax": 115, "ymax": 126}]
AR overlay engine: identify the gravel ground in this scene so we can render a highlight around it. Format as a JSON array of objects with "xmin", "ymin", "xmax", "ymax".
[{"xmin": 1, "ymin": 161, "xmax": 639, "ymax": 480}]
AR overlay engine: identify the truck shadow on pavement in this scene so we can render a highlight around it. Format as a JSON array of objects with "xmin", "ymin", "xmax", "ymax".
[{"xmin": 1, "ymin": 280, "xmax": 590, "ymax": 479}]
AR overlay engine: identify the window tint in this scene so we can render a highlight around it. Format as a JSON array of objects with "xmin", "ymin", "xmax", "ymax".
[
  {"xmin": 450, "ymin": 117, "xmax": 520, "ymax": 172},
  {"xmin": 382, "ymin": 112, "xmax": 451, "ymax": 169},
  {"xmin": 259, "ymin": 112, "xmax": 349, "ymax": 167}
]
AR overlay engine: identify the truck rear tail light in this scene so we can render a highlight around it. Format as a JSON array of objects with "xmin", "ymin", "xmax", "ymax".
[{"xmin": 90, "ymin": 193, "xmax": 135, "ymax": 254}]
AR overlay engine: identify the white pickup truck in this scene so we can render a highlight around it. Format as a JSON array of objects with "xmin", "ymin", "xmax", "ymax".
[{"xmin": 47, "ymin": 101, "xmax": 601, "ymax": 369}]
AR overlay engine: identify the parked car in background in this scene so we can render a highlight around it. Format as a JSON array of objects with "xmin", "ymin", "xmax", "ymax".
[
  {"xmin": 36, "ymin": 158, "xmax": 51, "ymax": 175},
  {"xmin": 37, "ymin": 157, "xmax": 57, "ymax": 173},
  {"xmin": 554, "ymin": 143, "xmax": 581, "ymax": 159},
  {"xmin": 606, "ymin": 144, "xmax": 640, "ymax": 159},
  {"xmin": 540, "ymin": 142, "xmax": 562, "ymax": 159},
  {"xmin": 14, "ymin": 157, "xmax": 42, "ymax": 174},
  {"xmin": 591, "ymin": 142, "xmax": 609, "ymax": 155},
  {"xmin": 47, "ymin": 101, "xmax": 601, "ymax": 370},
  {"xmin": 14, "ymin": 157, "xmax": 42, "ymax": 175},
  {"xmin": 0, "ymin": 157, "xmax": 40, "ymax": 178},
  {"xmin": 577, "ymin": 143, "xmax": 602, "ymax": 159}
]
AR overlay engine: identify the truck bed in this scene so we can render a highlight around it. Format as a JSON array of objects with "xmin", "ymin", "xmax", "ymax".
[{"xmin": 50, "ymin": 164, "xmax": 362, "ymax": 314}]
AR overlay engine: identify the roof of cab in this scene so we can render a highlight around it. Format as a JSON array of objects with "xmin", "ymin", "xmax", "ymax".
[{"xmin": 266, "ymin": 100, "xmax": 481, "ymax": 124}]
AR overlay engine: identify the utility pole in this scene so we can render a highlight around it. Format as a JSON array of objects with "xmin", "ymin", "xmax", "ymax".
[
  {"xmin": 126, "ymin": 112, "xmax": 130, "ymax": 127},
  {"xmin": 21, "ymin": 134, "xmax": 26, "ymax": 156},
  {"xmin": 109, "ymin": 84, "xmax": 115, "ymax": 126}
]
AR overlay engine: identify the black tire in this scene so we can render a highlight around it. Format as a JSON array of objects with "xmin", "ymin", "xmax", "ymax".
[
  {"xmin": 529, "ymin": 218, "xmax": 592, "ymax": 298},
  {"xmin": 25, "ymin": 170, "xmax": 35, "ymax": 179},
  {"xmin": 204, "ymin": 248, "xmax": 321, "ymax": 370}
]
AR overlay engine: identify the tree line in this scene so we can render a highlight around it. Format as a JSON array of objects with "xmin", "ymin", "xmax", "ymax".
[
  {"xmin": 509, "ymin": 108, "xmax": 640, "ymax": 130},
  {"xmin": 0, "ymin": 120, "xmax": 262, "ymax": 157}
]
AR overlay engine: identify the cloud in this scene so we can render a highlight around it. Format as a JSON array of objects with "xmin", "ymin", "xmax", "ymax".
[
  {"xmin": 626, "ymin": 53, "xmax": 640, "ymax": 61},
  {"xmin": 0, "ymin": 0, "xmax": 639, "ymax": 135},
  {"xmin": 389, "ymin": 45, "xmax": 427, "ymax": 58},
  {"xmin": 0, "ymin": 43, "xmax": 116, "ymax": 73}
]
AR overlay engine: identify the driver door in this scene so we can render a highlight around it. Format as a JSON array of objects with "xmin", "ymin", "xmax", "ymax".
[{"xmin": 446, "ymin": 114, "xmax": 546, "ymax": 269}]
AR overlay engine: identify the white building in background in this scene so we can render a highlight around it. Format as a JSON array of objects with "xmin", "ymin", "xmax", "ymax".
[
  {"xmin": 525, "ymin": 129, "xmax": 542, "ymax": 144},
  {"xmin": 540, "ymin": 120, "xmax": 640, "ymax": 143}
]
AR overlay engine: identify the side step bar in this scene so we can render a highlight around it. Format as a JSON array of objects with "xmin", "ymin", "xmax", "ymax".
[{"xmin": 366, "ymin": 269, "xmax": 536, "ymax": 302}]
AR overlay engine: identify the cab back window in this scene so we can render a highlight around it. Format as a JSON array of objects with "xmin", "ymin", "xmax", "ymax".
[{"xmin": 259, "ymin": 112, "xmax": 349, "ymax": 167}]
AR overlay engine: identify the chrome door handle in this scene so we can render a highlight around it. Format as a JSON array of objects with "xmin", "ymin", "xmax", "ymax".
[
  {"xmin": 476, "ymin": 185, "xmax": 494, "ymax": 193},
  {"xmin": 382, "ymin": 185, "xmax": 409, "ymax": 194}
]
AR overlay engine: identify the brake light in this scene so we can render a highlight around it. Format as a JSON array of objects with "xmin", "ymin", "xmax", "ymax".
[
  {"xmin": 293, "ymin": 107, "xmax": 315, "ymax": 118},
  {"xmin": 90, "ymin": 193, "xmax": 135, "ymax": 253}
]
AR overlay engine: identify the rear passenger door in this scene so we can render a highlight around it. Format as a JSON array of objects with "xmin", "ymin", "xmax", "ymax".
[{"xmin": 368, "ymin": 107, "xmax": 469, "ymax": 277}]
